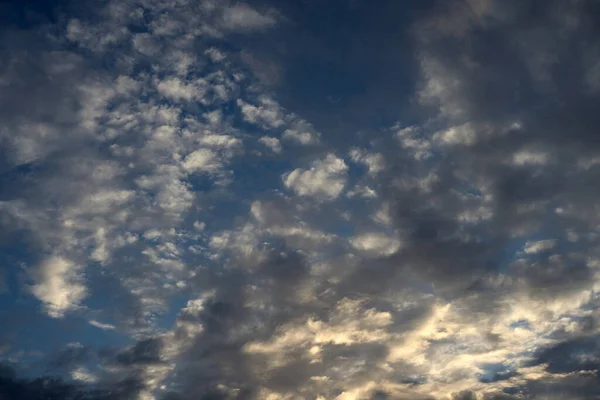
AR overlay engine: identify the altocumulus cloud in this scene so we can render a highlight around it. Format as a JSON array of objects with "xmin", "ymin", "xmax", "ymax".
[{"xmin": 1, "ymin": 0, "xmax": 600, "ymax": 399}]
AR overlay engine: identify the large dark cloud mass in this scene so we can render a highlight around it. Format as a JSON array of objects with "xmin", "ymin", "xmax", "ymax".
[{"xmin": 1, "ymin": 0, "xmax": 600, "ymax": 399}]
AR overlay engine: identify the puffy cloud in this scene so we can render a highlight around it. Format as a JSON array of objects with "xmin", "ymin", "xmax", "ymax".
[
  {"xmin": 523, "ymin": 239, "xmax": 557, "ymax": 254},
  {"xmin": 220, "ymin": 3, "xmax": 278, "ymax": 32},
  {"xmin": 71, "ymin": 367, "xmax": 98, "ymax": 383},
  {"xmin": 433, "ymin": 123, "xmax": 477, "ymax": 146},
  {"xmin": 182, "ymin": 149, "xmax": 221, "ymax": 173},
  {"xmin": 258, "ymin": 136, "xmax": 282, "ymax": 153},
  {"xmin": 199, "ymin": 134, "xmax": 242, "ymax": 150},
  {"xmin": 349, "ymin": 148, "xmax": 386, "ymax": 175},
  {"xmin": 283, "ymin": 154, "xmax": 348, "ymax": 200},
  {"xmin": 156, "ymin": 77, "xmax": 204, "ymax": 102},
  {"xmin": 237, "ymin": 97, "xmax": 285, "ymax": 128},
  {"xmin": 511, "ymin": 149, "xmax": 551, "ymax": 166},
  {"xmin": 282, "ymin": 129, "xmax": 320, "ymax": 145},
  {"xmin": 30, "ymin": 257, "xmax": 86, "ymax": 318},
  {"xmin": 395, "ymin": 126, "xmax": 433, "ymax": 160},
  {"xmin": 350, "ymin": 233, "xmax": 402, "ymax": 256}
]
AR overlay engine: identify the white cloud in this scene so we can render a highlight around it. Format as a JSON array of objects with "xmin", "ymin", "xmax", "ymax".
[
  {"xmin": 114, "ymin": 75, "xmax": 141, "ymax": 94},
  {"xmin": 66, "ymin": 18, "xmax": 128, "ymax": 53},
  {"xmin": 395, "ymin": 125, "xmax": 432, "ymax": 160},
  {"xmin": 512, "ymin": 149, "xmax": 550, "ymax": 166},
  {"xmin": 204, "ymin": 109, "xmax": 223, "ymax": 125},
  {"xmin": 349, "ymin": 148, "xmax": 386, "ymax": 175},
  {"xmin": 372, "ymin": 202, "xmax": 393, "ymax": 226},
  {"xmin": 244, "ymin": 297, "xmax": 393, "ymax": 364},
  {"xmin": 258, "ymin": 136, "xmax": 282, "ymax": 153},
  {"xmin": 88, "ymin": 319, "xmax": 117, "ymax": 331},
  {"xmin": 350, "ymin": 233, "xmax": 402, "ymax": 256},
  {"xmin": 282, "ymin": 129, "xmax": 320, "ymax": 145},
  {"xmin": 220, "ymin": 3, "xmax": 277, "ymax": 32},
  {"xmin": 182, "ymin": 149, "xmax": 221, "ymax": 173},
  {"xmin": 136, "ymin": 165, "xmax": 195, "ymax": 216},
  {"xmin": 198, "ymin": 134, "xmax": 242, "ymax": 151},
  {"xmin": 132, "ymin": 33, "xmax": 160, "ymax": 56},
  {"xmin": 237, "ymin": 98, "xmax": 285, "ymax": 128},
  {"xmin": 73, "ymin": 190, "xmax": 135, "ymax": 216},
  {"xmin": 31, "ymin": 257, "xmax": 86, "ymax": 318},
  {"xmin": 209, "ymin": 223, "xmax": 266, "ymax": 265},
  {"xmin": 347, "ymin": 184, "xmax": 377, "ymax": 198},
  {"xmin": 156, "ymin": 77, "xmax": 204, "ymax": 102},
  {"xmin": 283, "ymin": 154, "xmax": 348, "ymax": 200},
  {"xmin": 71, "ymin": 367, "xmax": 98, "ymax": 383},
  {"xmin": 523, "ymin": 239, "xmax": 557, "ymax": 254},
  {"xmin": 266, "ymin": 226, "xmax": 336, "ymax": 251},
  {"xmin": 433, "ymin": 123, "xmax": 477, "ymax": 146},
  {"xmin": 205, "ymin": 47, "xmax": 226, "ymax": 62}
]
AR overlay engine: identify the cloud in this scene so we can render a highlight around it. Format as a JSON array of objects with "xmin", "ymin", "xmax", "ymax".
[
  {"xmin": 433, "ymin": 123, "xmax": 477, "ymax": 146},
  {"xmin": 349, "ymin": 148, "xmax": 386, "ymax": 175},
  {"xmin": 30, "ymin": 257, "xmax": 86, "ymax": 318},
  {"xmin": 237, "ymin": 97, "xmax": 285, "ymax": 128},
  {"xmin": 258, "ymin": 136, "xmax": 282, "ymax": 153},
  {"xmin": 523, "ymin": 239, "xmax": 557, "ymax": 254},
  {"xmin": 282, "ymin": 129, "xmax": 320, "ymax": 145},
  {"xmin": 395, "ymin": 126, "xmax": 433, "ymax": 160},
  {"xmin": 71, "ymin": 367, "xmax": 98, "ymax": 383},
  {"xmin": 283, "ymin": 154, "xmax": 348, "ymax": 200},
  {"xmin": 0, "ymin": 362, "xmax": 145, "ymax": 400},
  {"xmin": 220, "ymin": 3, "xmax": 278, "ymax": 32},
  {"xmin": 511, "ymin": 149, "xmax": 551, "ymax": 166},
  {"xmin": 115, "ymin": 338, "xmax": 164, "ymax": 366},
  {"xmin": 156, "ymin": 77, "xmax": 204, "ymax": 102},
  {"xmin": 182, "ymin": 149, "xmax": 221, "ymax": 173},
  {"xmin": 88, "ymin": 320, "xmax": 116, "ymax": 331},
  {"xmin": 350, "ymin": 233, "xmax": 402, "ymax": 256}
]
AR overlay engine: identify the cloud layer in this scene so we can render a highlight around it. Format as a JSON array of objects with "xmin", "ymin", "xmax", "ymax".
[{"xmin": 1, "ymin": 0, "xmax": 600, "ymax": 399}]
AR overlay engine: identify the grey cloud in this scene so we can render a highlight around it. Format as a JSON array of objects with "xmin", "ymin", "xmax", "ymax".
[
  {"xmin": 220, "ymin": 3, "xmax": 278, "ymax": 32},
  {"xmin": 531, "ymin": 334, "xmax": 600, "ymax": 374},
  {"xmin": 385, "ymin": 0, "xmax": 600, "ymax": 295},
  {"xmin": 171, "ymin": 249, "xmax": 314, "ymax": 397},
  {"xmin": 0, "ymin": 362, "xmax": 146, "ymax": 400},
  {"xmin": 115, "ymin": 337, "xmax": 164, "ymax": 366}
]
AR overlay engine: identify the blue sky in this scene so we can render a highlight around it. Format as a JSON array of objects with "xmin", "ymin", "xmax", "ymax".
[{"xmin": 2, "ymin": 0, "xmax": 600, "ymax": 399}]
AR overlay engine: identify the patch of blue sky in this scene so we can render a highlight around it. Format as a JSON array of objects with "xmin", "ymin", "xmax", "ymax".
[
  {"xmin": 2, "ymin": 299, "xmax": 126, "ymax": 374},
  {"xmin": 509, "ymin": 319, "xmax": 532, "ymax": 330},
  {"xmin": 0, "ymin": 0, "xmax": 62, "ymax": 29},
  {"xmin": 151, "ymin": 293, "xmax": 192, "ymax": 334},
  {"xmin": 476, "ymin": 362, "xmax": 516, "ymax": 383}
]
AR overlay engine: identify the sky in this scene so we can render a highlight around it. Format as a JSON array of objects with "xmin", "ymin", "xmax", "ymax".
[{"xmin": 1, "ymin": 0, "xmax": 600, "ymax": 399}]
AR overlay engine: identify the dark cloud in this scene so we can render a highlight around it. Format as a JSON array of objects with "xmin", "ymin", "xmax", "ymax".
[
  {"xmin": 531, "ymin": 334, "xmax": 600, "ymax": 374},
  {"xmin": 334, "ymin": 0, "xmax": 600, "ymax": 302},
  {"xmin": 0, "ymin": 362, "xmax": 144, "ymax": 400},
  {"xmin": 115, "ymin": 337, "xmax": 164, "ymax": 366},
  {"xmin": 170, "ymin": 247, "xmax": 315, "ymax": 398}
]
